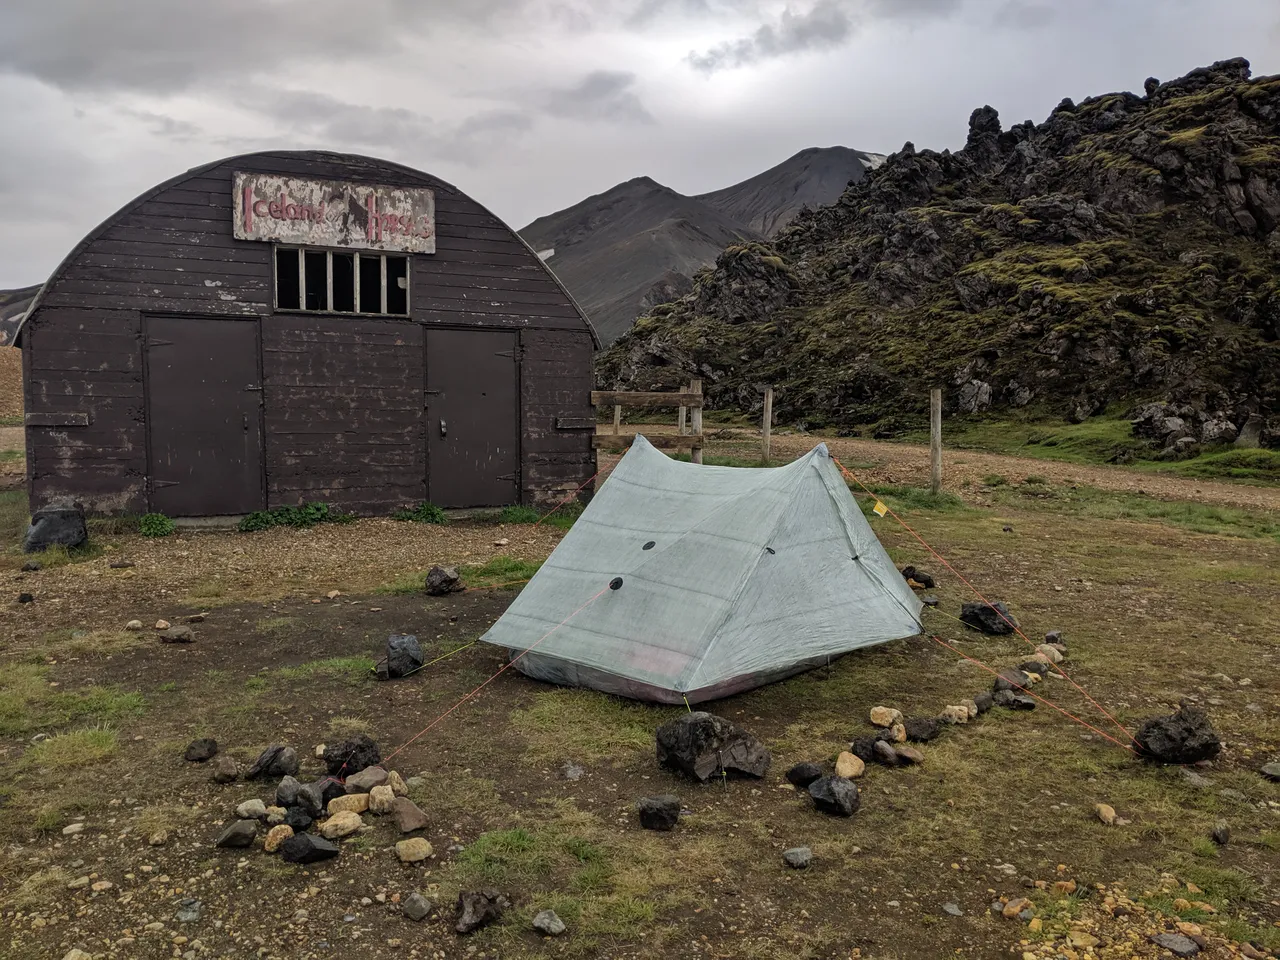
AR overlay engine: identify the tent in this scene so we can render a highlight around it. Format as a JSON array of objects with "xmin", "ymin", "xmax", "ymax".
[{"xmin": 479, "ymin": 436, "xmax": 923, "ymax": 704}]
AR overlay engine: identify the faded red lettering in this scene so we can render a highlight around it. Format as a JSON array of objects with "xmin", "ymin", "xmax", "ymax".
[{"xmin": 242, "ymin": 184, "xmax": 255, "ymax": 232}]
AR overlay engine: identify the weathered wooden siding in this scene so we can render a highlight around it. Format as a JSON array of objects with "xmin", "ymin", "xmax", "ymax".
[
  {"xmin": 23, "ymin": 150, "xmax": 596, "ymax": 515},
  {"xmin": 262, "ymin": 315, "xmax": 426, "ymax": 514},
  {"xmin": 521, "ymin": 329, "xmax": 595, "ymax": 504}
]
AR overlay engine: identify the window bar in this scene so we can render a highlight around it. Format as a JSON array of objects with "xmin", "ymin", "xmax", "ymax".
[
  {"xmin": 381, "ymin": 255, "xmax": 388, "ymax": 315},
  {"xmin": 354, "ymin": 253, "xmax": 361, "ymax": 315},
  {"xmin": 326, "ymin": 251, "xmax": 334, "ymax": 312},
  {"xmin": 297, "ymin": 248, "xmax": 305, "ymax": 312}
]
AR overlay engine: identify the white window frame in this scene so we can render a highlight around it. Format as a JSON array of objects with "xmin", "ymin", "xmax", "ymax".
[{"xmin": 273, "ymin": 246, "xmax": 409, "ymax": 317}]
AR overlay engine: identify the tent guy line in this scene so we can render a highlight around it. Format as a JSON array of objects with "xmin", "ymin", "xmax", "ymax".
[{"xmin": 830, "ymin": 454, "xmax": 1140, "ymax": 749}]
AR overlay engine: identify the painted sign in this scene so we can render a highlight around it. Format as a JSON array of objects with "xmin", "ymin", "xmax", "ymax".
[{"xmin": 232, "ymin": 172, "xmax": 436, "ymax": 253}]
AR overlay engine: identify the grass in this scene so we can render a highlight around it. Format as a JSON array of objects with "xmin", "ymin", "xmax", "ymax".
[
  {"xmin": 273, "ymin": 656, "xmax": 375, "ymax": 683},
  {"xmin": 510, "ymin": 688, "xmax": 671, "ymax": 762},
  {"xmin": 460, "ymin": 555, "xmax": 544, "ymax": 588},
  {"xmin": 0, "ymin": 663, "xmax": 147, "ymax": 736},
  {"xmin": 54, "ymin": 628, "xmax": 147, "ymax": 659},
  {"xmin": 0, "ymin": 448, "xmax": 22, "ymax": 463},
  {"xmin": 392, "ymin": 502, "xmax": 448, "ymax": 524},
  {"xmin": 255, "ymin": 616, "xmax": 297, "ymax": 633},
  {"xmin": 326, "ymin": 716, "xmax": 373, "ymax": 738},
  {"xmin": 3, "ymin": 867, "xmax": 72, "ymax": 910},
  {"xmin": 22, "ymin": 726, "xmax": 119, "ymax": 768}
]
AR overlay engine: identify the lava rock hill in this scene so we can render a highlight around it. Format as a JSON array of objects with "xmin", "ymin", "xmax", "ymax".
[{"xmin": 598, "ymin": 58, "xmax": 1280, "ymax": 445}]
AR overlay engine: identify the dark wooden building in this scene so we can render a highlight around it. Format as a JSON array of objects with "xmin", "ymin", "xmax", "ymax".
[{"xmin": 17, "ymin": 151, "xmax": 599, "ymax": 516}]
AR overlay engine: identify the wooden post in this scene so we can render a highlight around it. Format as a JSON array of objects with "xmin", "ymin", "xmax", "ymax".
[
  {"xmin": 690, "ymin": 379, "xmax": 704, "ymax": 465},
  {"xmin": 613, "ymin": 404, "xmax": 622, "ymax": 436},
  {"xmin": 761, "ymin": 386, "xmax": 773, "ymax": 464},
  {"xmin": 930, "ymin": 387, "xmax": 942, "ymax": 496},
  {"xmin": 677, "ymin": 403, "xmax": 687, "ymax": 436}
]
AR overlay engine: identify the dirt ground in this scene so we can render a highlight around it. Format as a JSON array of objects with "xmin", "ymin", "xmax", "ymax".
[
  {"xmin": 0, "ymin": 443, "xmax": 1278, "ymax": 960},
  {"xmin": 0, "ymin": 347, "xmax": 21, "ymax": 422}
]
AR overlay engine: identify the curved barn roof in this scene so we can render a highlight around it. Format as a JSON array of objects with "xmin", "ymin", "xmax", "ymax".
[{"xmin": 17, "ymin": 150, "xmax": 599, "ymax": 347}]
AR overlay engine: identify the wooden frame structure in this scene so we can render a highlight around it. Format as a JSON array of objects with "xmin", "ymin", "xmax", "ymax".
[{"xmin": 591, "ymin": 379, "xmax": 705, "ymax": 463}]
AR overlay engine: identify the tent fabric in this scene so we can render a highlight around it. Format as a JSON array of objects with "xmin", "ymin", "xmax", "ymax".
[{"xmin": 479, "ymin": 435, "xmax": 923, "ymax": 704}]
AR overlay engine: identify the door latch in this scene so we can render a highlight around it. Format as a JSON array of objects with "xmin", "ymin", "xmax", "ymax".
[{"xmin": 439, "ymin": 419, "xmax": 447, "ymax": 438}]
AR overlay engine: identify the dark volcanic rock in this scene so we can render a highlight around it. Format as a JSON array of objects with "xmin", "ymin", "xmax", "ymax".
[
  {"xmin": 294, "ymin": 783, "xmax": 324, "ymax": 818},
  {"xmin": 284, "ymin": 808, "xmax": 314, "ymax": 832},
  {"xmin": 280, "ymin": 833, "xmax": 340, "ymax": 864},
  {"xmin": 1135, "ymin": 703, "xmax": 1222, "ymax": 764},
  {"xmin": 312, "ymin": 777, "xmax": 346, "ymax": 807},
  {"xmin": 904, "ymin": 717, "xmax": 942, "ymax": 742},
  {"xmin": 808, "ymin": 776, "xmax": 859, "ymax": 817},
  {"xmin": 183, "ymin": 738, "xmax": 218, "ymax": 762},
  {"xmin": 211, "ymin": 755, "xmax": 238, "ymax": 784},
  {"xmin": 993, "ymin": 690, "xmax": 1036, "ymax": 710},
  {"xmin": 785, "ymin": 762, "xmax": 823, "ymax": 788},
  {"xmin": 636, "ymin": 795, "xmax": 681, "ymax": 831},
  {"xmin": 850, "ymin": 731, "xmax": 895, "ymax": 763},
  {"xmin": 1019, "ymin": 660, "xmax": 1049, "ymax": 677},
  {"xmin": 425, "ymin": 565, "xmax": 464, "ymax": 596},
  {"xmin": 380, "ymin": 633, "xmax": 423, "ymax": 679},
  {"xmin": 872, "ymin": 740, "xmax": 901, "ymax": 767},
  {"xmin": 323, "ymin": 735, "xmax": 381, "ymax": 777},
  {"xmin": 214, "ymin": 820, "xmax": 257, "ymax": 848},
  {"xmin": 973, "ymin": 691, "xmax": 995, "ymax": 714},
  {"xmin": 1262, "ymin": 761, "xmax": 1280, "ymax": 782},
  {"xmin": 655, "ymin": 711, "xmax": 770, "ymax": 781},
  {"xmin": 900, "ymin": 566, "xmax": 936, "ymax": 589},
  {"xmin": 1149, "ymin": 933, "xmax": 1200, "ymax": 957},
  {"xmin": 960, "ymin": 601, "xmax": 1018, "ymax": 635},
  {"xmin": 993, "ymin": 667, "xmax": 1030, "ymax": 692},
  {"xmin": 275, "ymin": 776, "xmax": 303, "ymax": 808},
  {"xmin": 244, "ymin": 745, "xmax": 298, "ymax": 780},
  {"xmin": 23, "ymin": 499, "xmax": 87, "ymax": 554},
  {"xmin": 455, "ymin": 890, "xmax": 509, "ymax": 934}
]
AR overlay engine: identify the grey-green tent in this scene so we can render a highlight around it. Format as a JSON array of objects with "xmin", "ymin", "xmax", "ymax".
[{"xmin": 480, "ymin": 435, "xmax": 923, "ymax": 704}]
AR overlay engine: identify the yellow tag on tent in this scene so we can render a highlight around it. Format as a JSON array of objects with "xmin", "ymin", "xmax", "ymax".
[{"xmin": 872, "ymin": 500, "xmax": 888, "ymax": 517}]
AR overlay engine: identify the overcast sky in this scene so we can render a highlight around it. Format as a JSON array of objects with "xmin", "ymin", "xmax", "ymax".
[{"xmin": 2, "ymin": 0, "xmax": 1278, "ymax": 286}]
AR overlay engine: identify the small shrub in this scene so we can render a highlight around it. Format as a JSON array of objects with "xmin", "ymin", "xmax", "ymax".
[
  {"xmin": 139, "ymin": 513, "xmax": 175, "ymax": 537},
  {"xmin": 983, "ymin": 474, "xmax": 1009, "ymax": 486},
  {"xmin": 238, "ymin": 502, "xmax": 353, "ymax": 533},
  {"xmin": 1023, "ymin": 475, "xmax": 1047, "ymax": 485},
  {"xmin": 498, "ymin": 505, "xmax": 541, "ymax": 524},
  {"xmin": 392, "ymin": 502, "xmax": 448, "ymax": 524}
]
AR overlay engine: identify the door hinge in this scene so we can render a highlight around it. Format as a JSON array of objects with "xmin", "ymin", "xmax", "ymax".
[
  {"xmin": 243, "ymin": 385, "xmax": 262, "ymax": 392},
  {"xmin": 153, "ymin": 480, "xmax": 180, "ymax": 488},
  {"xmin": 497, "ymin": 472, "xmax": 519, "ymax": 482},
  {"xmin": 148, "ymin": 339, "xmax": 173, "ymax": 348},
  {"xmin": 495, "ymin": 350, "xmax": 516, "ymax": 359}
]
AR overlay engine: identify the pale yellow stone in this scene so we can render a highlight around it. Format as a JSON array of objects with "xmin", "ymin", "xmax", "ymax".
[
  {"xmin": 395, "ymin": 838, "xmax": 433, "ymax": 863},
  {"xmin": 319, "ymin": 811, "xmax": 363, "ymax": 839},
  {"xmin": 834, "ymin": 752, "xmax": 865, "ymax": 779},
  {"xmin": 387, "ymin": 770, "xmax": 409, "ymax": 797},
  {"xmin": 368, "ymin": 785, "xmax": 396, "ymax": 815},
  {"xmin": 890, "ymin": 722, "xmax": 906, "ymax": 743},
  {"xmin": 327, "ymin": 793, "xmax": 369, "ymax": 815},
  {"xmin": 264, "ymin": 824, "xmax": 294, "ymax": 853},
  {"xmin": 869, "ymin": 706, "xmax": 902, "ymax": 728},
  {"xmin": 1095, "ymin": 803, "xmax": 1116, "ymax": 826}
]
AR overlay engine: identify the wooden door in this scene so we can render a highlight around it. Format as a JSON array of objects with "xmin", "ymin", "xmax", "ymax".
[
  {"xmin": 425, "ymin": 329, "xmax": 518, "ymax": 507},
  {"xmin": 146, "ymin": 316, "xmax": 264, "ymax": 516}
]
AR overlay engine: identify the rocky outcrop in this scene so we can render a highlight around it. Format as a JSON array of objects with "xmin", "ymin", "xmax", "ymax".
[{"xmin": 598, "ymin": 59, "xmax": 1280, "ymax": 443}]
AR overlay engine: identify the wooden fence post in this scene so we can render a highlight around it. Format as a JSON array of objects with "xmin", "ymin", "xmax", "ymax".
[
  {"xmin": 677, "ymin": 402, "xmax": 687, "ymax": 436},
  {"xmin": 690, "ymin": 380, "xmax": 704, "ymax": 465},
  {"xmin": 930, "ymin": 388, "xmax": 942, "ymax": 496},
  {"xmin": 762, "ymin": 386, "xmax": 773, "ymax": 464},
  {"xmin": 613, "ymin": 404, "xmax": 622, "ymax": 436}
]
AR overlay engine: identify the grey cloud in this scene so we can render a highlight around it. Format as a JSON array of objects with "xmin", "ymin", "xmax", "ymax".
[
  {"xmin": 117, "ymin": 108, "xmax": 202, "ymax": 140},
  {"xmin": 688, "ymin": 0, "xmax": 855, "ymax": 73},
  {"xmin": 993, "ymin": 0, "xmax": 1055, "ymax": 29},
  {"xmin": 543, "ymin": 71, "xmax": 655, "ymax": 124}
]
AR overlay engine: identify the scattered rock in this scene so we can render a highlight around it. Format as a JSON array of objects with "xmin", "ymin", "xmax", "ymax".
[
  {"xmin": 395, "ymin": 838, "xmax": 433, "ymax": 863},
  {"xmin": 284, "ymin": 808, "xmax": 314, "ymax": 832},
  {"xmin": 993, "ymin": 690, "xmax": 1036, "ymax": 710},
  {"xmin": 637, "ymin": 795, "xmax": 681, "ymax": 831},
  {"xmin": 312, "ymin": 777, "xmax": 346, "ymax": 807},
  {"xmin": 960, "ymin": 601, "xmax": 1018, "ymax": 635},
  {"xmin": 111, "ymin": 560, "xmax": 136, "ymax": 569},
  {"xmin": 1019, "ymin": 660, "xmax": 1049, "ymax": 677},
  {"xmin": 66, "ymin": 876, "xmax": 90, "ymax": 889},
  {"xmin": 939, "ymin": 705, "xmax": 970, "ymax": 725},
  {"xmin": 850, "ymin": 731, "xmax": 895, "ymax": 763},
  {"xmin": 869, "ymin": 706, "xmax": 903, "ymax": 728},
  {"xmin": 904, "ymin": 717, "xmax": 942, "ymax": 742},
  {"xmin": 211, "ymin": 755, "xmax": 238, "ymax": 784},
  {"xmin": 183, "ymin": 738, "xmax": 218, "ymax": 762},
  {"xmin": 21, "ymin": 560, "xmax": 41, "ymax": 572},
  {"xmin": 280, "ymin": 833, "xmax": 340, "ymax": 864},
  {"xmin": 174, "ymin": 898, "xmax": 202, "ymax": 923},
  {"xmin": 1211, "ymin": 821, "xmax": 1231, "ymax": 845},
  {"xmin": 1135, "ymin": 703, "xmax": 1221, "ymax": 764},
  {"xmin": 1095, "ymin": 803, "xmax": 1117, "ymax": 825},
  {"xmin": 148, "ymin": 829, "xmax": 168, "ymax": 846},
  {"xmin": 124, "ymin": 619, "xmax": 143, "ymax": 631},
  {"xmin": 872, "ymin": 740, "xmax": 901, "ymax": 767},
  {"xmin": 785, "ymin": 762, "xmax": 823, "ymax": 788},
  {"xmin": 345, "ymin": 765, "xmax": 390, "ymax": 793},
  {"xmin": 894, "ymin": 745, "xmax": 924, "ymax": 765},
  {"xmin": 1180, "ymin": 768, "xmax": 1213, "ymax": 788},
  {"xmin": 1002, "ymin": 897, "xmax": 1032, "ymax": 919},
  {"xmin": 276, "ymin": 775, "xmax": 303, "ymax": 808},
  {"xmin": 1053, "ymin": 880, "xmax": 1077, "ymax": 895},
  {"xmin": 532, "ymin": 909, "xmax": 567, "ymax": 936},
  {"xmin": 391, "ymin": 796, "xmax": 430, "ymax": 833},
  {"xmin": 244, "ymin": 745, "xmax": 298, "ymax": 780},
  {"xmin": 214, "ymin": 820, "xmax": 257, "ymax": 848},
  {"xmin": 942, "ymin": 903, "xmax": 963, "ymax": 916},
  {"xmin": 425, "ymin": 565, "xmax": 464, "ymax": 597},
  {"xmin": 23, "ymin": 498, "xmax": 88, "ymax": 554},
  {"xmin": 835, "ymin": 751, "xmax": 865, "ymax": 779},
  {"xmin": 973, "ymin": 691, "xmax": 994, "ymax": 714},
  {"xmin": 900, "ymin": 566, "xmax": 936, "ymax": 588},
  {"xmin": 889, "ymin": 722, "xmax": 907, "ymax": 742},
  {"xmin": 808, "ymin": 776, "xmax": 859, "ymax": 817},
  {"xmin": 328, "ymin": 793, "xmax": 370, "ymax": 816},
  {"xmin": 159, "ymin": 625, "xmax": 195, "ymax": 643},
  {"xmin": 292, "ymin": 784, "xmax": 323, "ymax": 818},
  {"xmin": 1150, "ymin": 933, "xmax": 1200, "ymax": 957},
  {"xmin": 387, "ymin": 769, "xmax": 409, "ymax": 795},
  {"xmin": 402, "ymin": 892, "xmax": 433, "ymax": 921},
  {"xmin": 234, "ymin": 799, "xmax": 268, "ymax": 821},
  {"xmin": 18, "ymin": 593, "xmax": 34, "ymax": 604},
  {"xmin": 319, "ymin": 811, "xmax": 363, "ymax": 839},
  {"xmin": 154, "ymin": 619, "xmax": 170, "ymax": 629},
  {"xmin": 1260, "ymin": 761, "xmax": 1280, "ymax": 782},
  {"xmin": 993, "ymin": 667, "xmax": 1030, "ymax": 692},
  {"xmin": 62, "ymin": 950, "xmax": 93, "ymax": 960},
  {"xmin": 368, "ymin": 784, "xmax": 396, "ymax": 815},
  {"xmin": 378, "ymin": 634, "xmax": 424, "ymax": 680},
  {"xmin": 1044, "ymin": 629, "xmax": 1064, "ymax": 645},
  {"xmin": 655, "ymin": 711, "xmax": 770, "ymax": 781},
  {"xmin": 922, "ymin": 594, "xmax": 939, "ymax": 607},
  {"xmin": 62, "ymin": 822, "xmax": 85, "ymax": 836},
  {"xmin": 90, "ymin": 880, "xmax": 113, "ymax": 892},
  {"xmin": 323, "ymin": 735, "xmax": 381, "ymax": 777},
  {"xmin": 782, "ymin": 847, "xmax": 813, "ymax": 869},
  {"xmin": 1036, "ymin": 643, "xmax": 1064, "ymax": 664},
  {"xmin": 455, "ymin": 890, "xmax": 508, "ymax": 934},
  {"xmin": 264, "ymin": 824, "xmax": 294, "ymax": 853}
]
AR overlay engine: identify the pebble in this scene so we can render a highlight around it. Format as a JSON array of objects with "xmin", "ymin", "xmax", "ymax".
[
  {"xmin": 782, "ymin": 847, "xmax": 812, "ymax": 869},
  {"xmin": 1150, "ymin": 933, "xmax": 1200, "ymax": 956},
  {"xmin": 1261, "ymin": 761, "xmax": 1280, "ymax": 782},
  {"xmin": 328, "ymin": 793, "xmax": 370, "ymax": 816},
  {"xmin": 67, "ymin": 876, "xmax": 90, "ymax": 890},
  {"xmin": 387, "ymin": 769, "xmax": 410, "ymax": 795},
  {"xmin": 62, "ymin": 951, "xmax": 93, "ymax": 960},
  {"xmin": 1002, "ymin": 897, "xmax": 1031, "ymax": 919},
  {"xmin": 62, "ymin": 822, "xmax": 85, "ymax": 836},
  {"xmin": 234, "ymin": 799, "xmax": 268, "ymax": 821},
  {"xmin": 1210, "ymin": 821, "xmax": 1230, "ymax": 845},
  {"xmin": 396, "ymin": 838, "xmax": 433, "ymax": 863},
  {"xmin": 319, "ymin": 811, "xmax": 363, "ymax": 839},
  {"xmin": 1095, "ymin": 803, "xmax": 1117, "ymax": 825},
  {"xmin": 91, "ymin": 880, "xmax": 114, "ymax": 892},
  {"xmin": 368, "ymin": 784, "xmax": 396, "ymax": 815},
  {"xmin": 125, "ymin": 619, "xmax": 144, "ymax": 631},
  {"xmin": 264, "ymin": 824, "xmax": 294, "ymax": 853},
  {"xmin": 174, "ymin": 898, "xmax": 202, "ymax": 923},
  {"xmin": 942, "ymin": 903, "xmax": 963, "ymax": 916},
  {"xmin": 155, "ymin": 619, "xmax": 170, "ymax": 629},
  {"xmin": 532, "ymin": 909, "xmax": 567, "ymax": 936},
  {"xmin": 148, "ymin": 829, "xmax": 169, "ymax": 847},
  {"xmin": 834, "ymin": 752, "xmax": 864, "ymax": 779},
  {"xmin": 402, "ymin": 892, "xmax": 432, "ymax": 921},
  {"xmin": 869, "ymin": 706, "xmax": 902, "ymax": 728}
]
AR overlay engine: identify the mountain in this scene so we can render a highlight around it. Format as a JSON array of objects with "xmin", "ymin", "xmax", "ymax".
[
  {"xmin": 519, "ymin": 147, "xmax": 882, "ymax": 345},
  {"xmin": 0, "ymin": 284, "xmax": 40, "ymax": 346},
  {"xmin": 599, "ymin": 58, "xmax": 1280, "ymax": 452},
  {"xmin": 696, "ymin": 146, "xmax": 884, "ymax": 236}
]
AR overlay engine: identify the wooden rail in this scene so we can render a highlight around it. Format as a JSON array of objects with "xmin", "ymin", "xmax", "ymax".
[
  {"xmin": 593, "ymin": 382, "xmax": 704, "ymax": 461},
  {"xmin": 590, "ymin": 390, "xmax": 704, "ymax": 409}
]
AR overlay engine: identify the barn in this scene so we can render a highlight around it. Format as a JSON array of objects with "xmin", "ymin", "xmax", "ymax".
[{"xmin": 15, "ymin": 151, "xmax": 599, "ymax": 517}]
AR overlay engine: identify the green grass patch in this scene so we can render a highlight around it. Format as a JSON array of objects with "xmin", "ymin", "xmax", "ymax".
[
  {"xmin": 0, "ymin": 448, "xmax": 22, "ymax": 463},
  {"xmin": 23, "ymin": 726, "xmax": 119, "ymax": 768},
  {"xmin": 239, "ymin": 502, "xmax": 355, "ymax": 532},
  {"xmin": 255, "ymin": 616, "xmax": 297, "ymax": 633},
  {"xmin": 460, "ymin": 555, "xmax": 543, "ymax": 589},
  {"xmin": 1165, "ymin": 448, "xmax": 1280, "ymax": 482},
  {"xmin": 139, "ymin": 512, "xmax": 175, "ymax": 537},
  {"xmin": 510, "ymin": 688, "xmax": 668, "ymax": 763},
  {"xmin": 0, "ymin": 663, "xmax": 146, "ymax": 736},
  {"xmin": 392, "ymin": 502, "xmax": 448, "ymax": 524},
  {"xmin": 498, "ymin": 505, "xmax": 541, "ymax": 524},
  {"xmin": 274, "ymin": 656, "xmax": 375, "ymax": 683}
]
